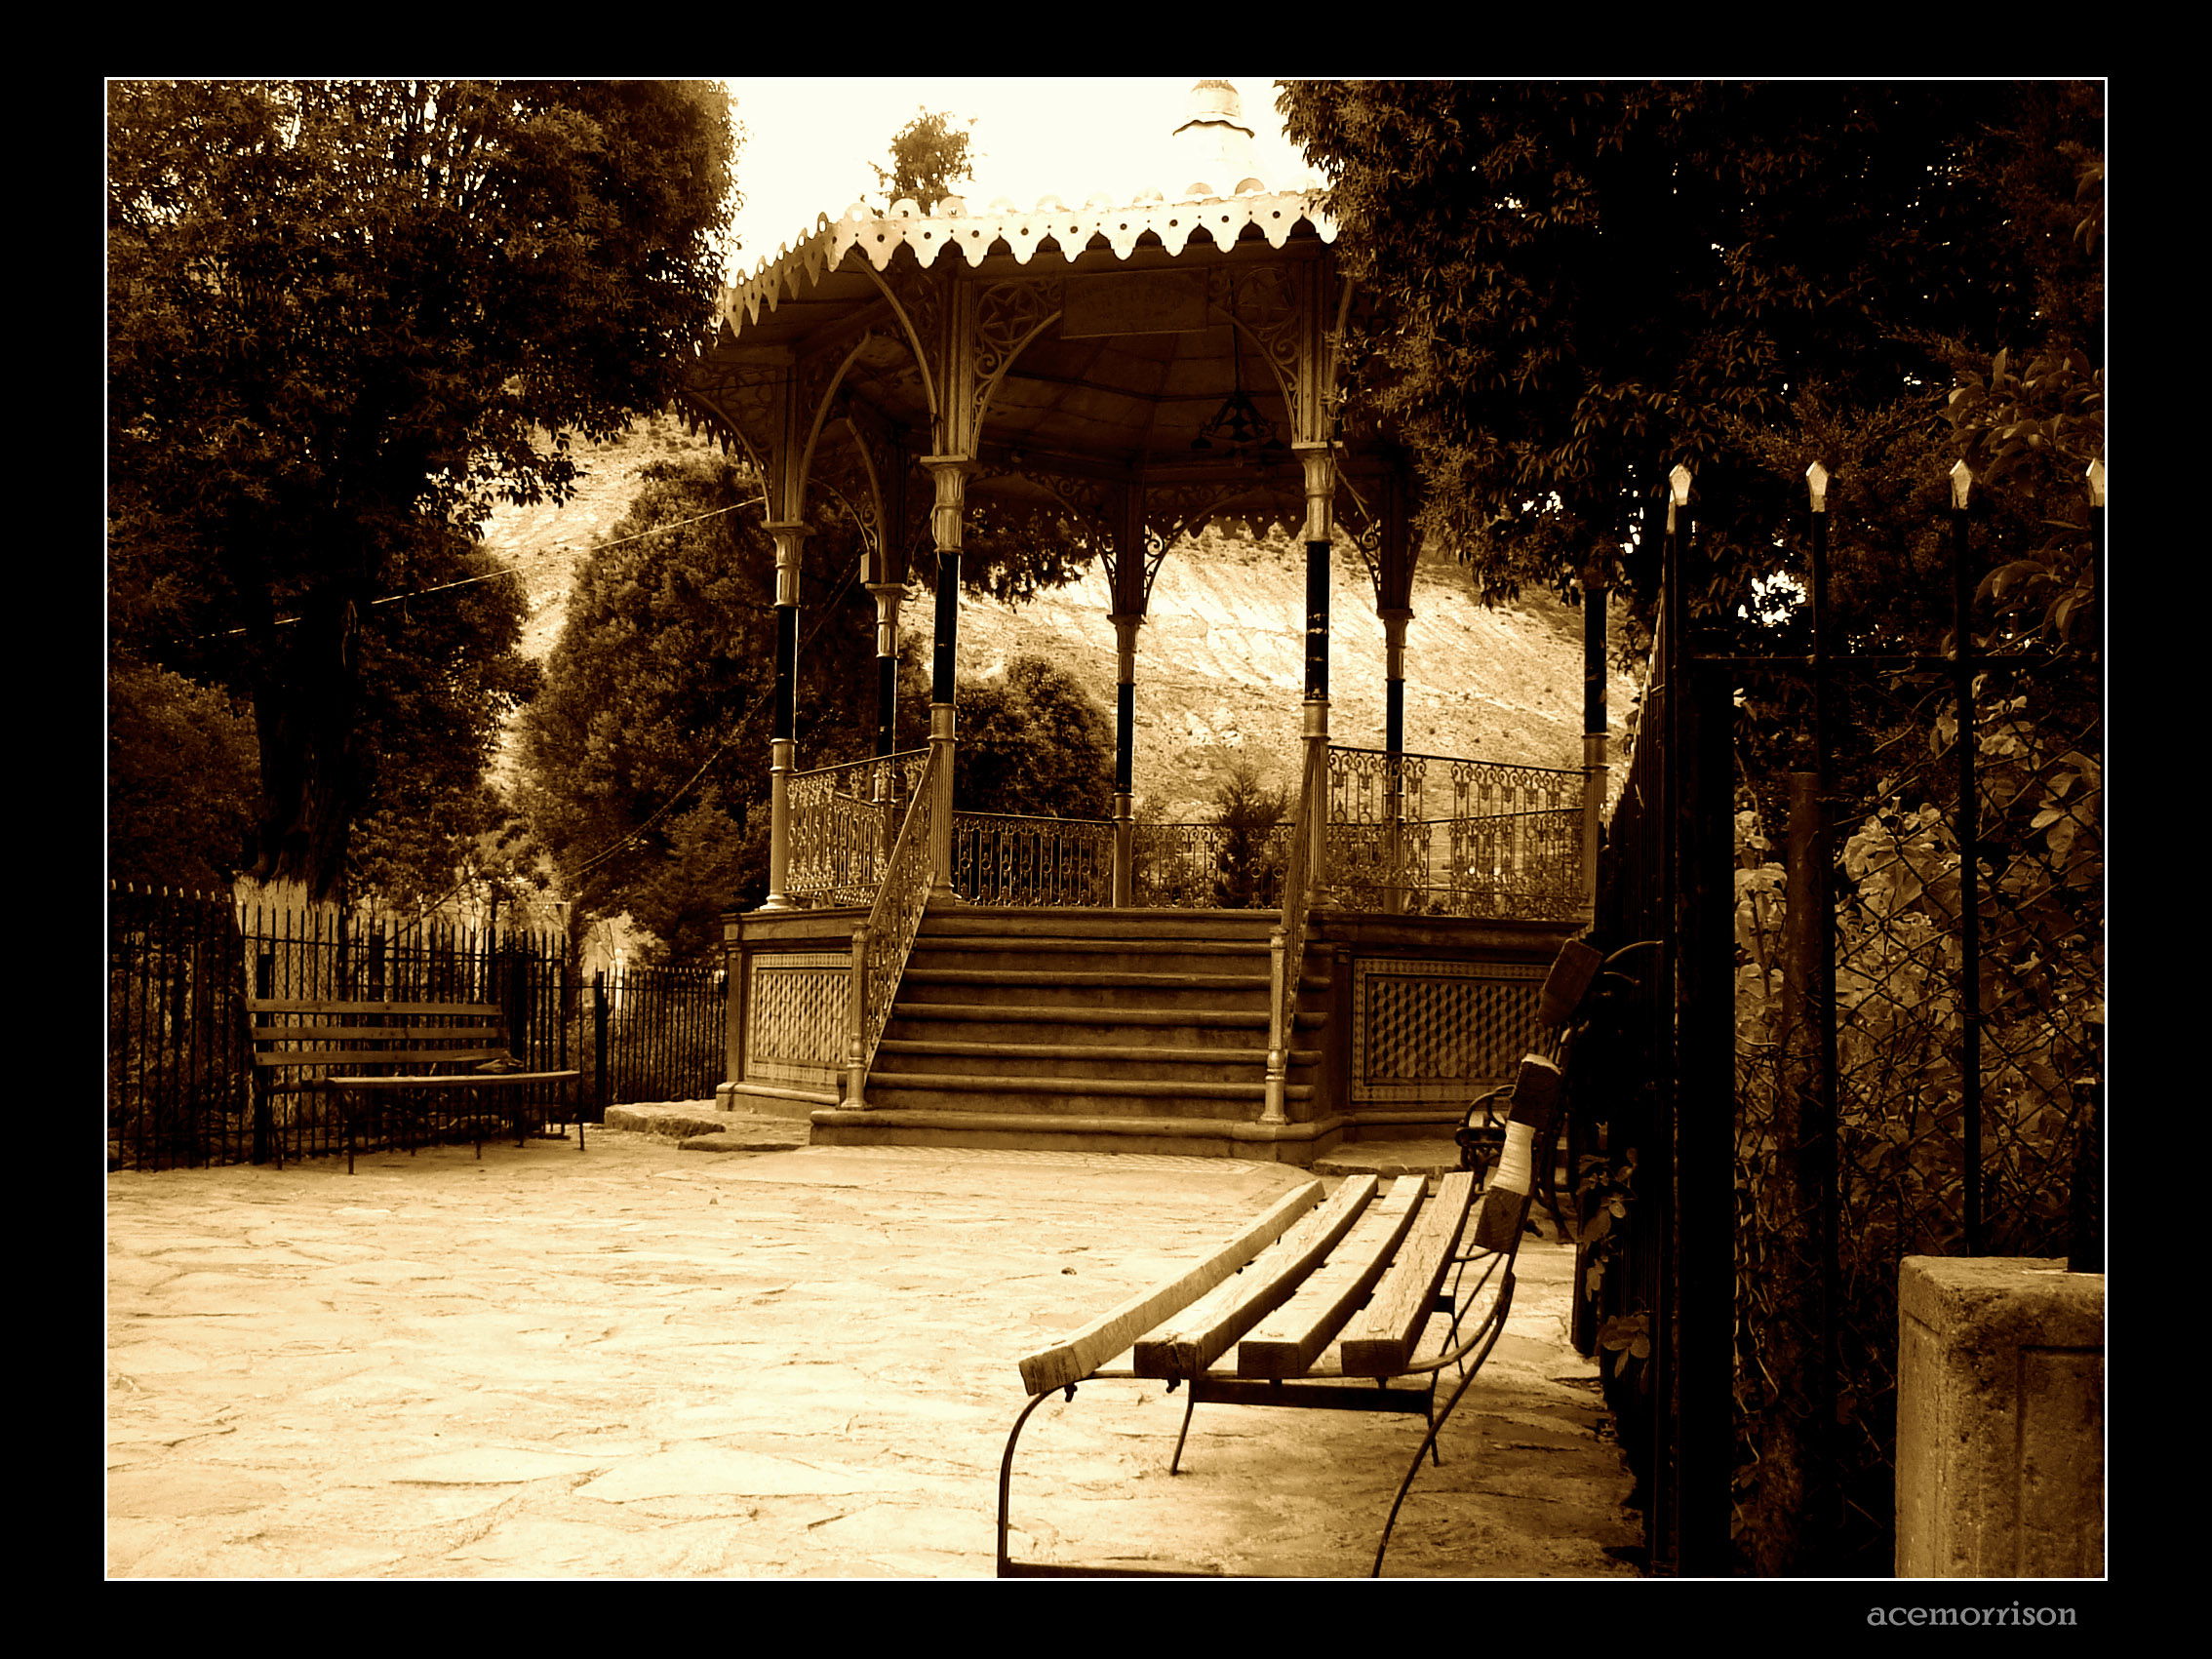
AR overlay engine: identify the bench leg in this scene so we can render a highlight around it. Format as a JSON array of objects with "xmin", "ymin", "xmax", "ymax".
[
  {"xmin": 997, "ymin": 1388, "xmax": 1060, "ymax": 1577},
  {"xmin": 1370, "ymin": 1277, "xmax": 1518, "ymax": 1577},
  {"xmin": 1166, "ymin": 1382, "xmax": 1201, "ymax": 1476}
]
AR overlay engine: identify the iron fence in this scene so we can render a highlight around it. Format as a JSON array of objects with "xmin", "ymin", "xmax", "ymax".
[
  {"xmin": 110, "ymin": 885, "xmax": 737, "ymax": 1168},
  {"xmin": 1578, "ymin": 469, "xmax": 2102, "ymax": 1575},
  {"xmin": 1130, "ymin": 820, "xmax": 1292, "ymax": 909},
  {"xmin": 1323, "ymin": 747, "xmax": 1586, "ymax": 919},
  {"xmin": 589, "ymin": 962, "xmax": 728, "ymax": 1107},
  {"xmin": 950, "ymin": 810, "xmax": 1115, "ymax": 907}
]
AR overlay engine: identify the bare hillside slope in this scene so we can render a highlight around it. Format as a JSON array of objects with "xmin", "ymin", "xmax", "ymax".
[{"xmin": 478, "ymin": 421, "xmax": 1642, "ymax": 819}]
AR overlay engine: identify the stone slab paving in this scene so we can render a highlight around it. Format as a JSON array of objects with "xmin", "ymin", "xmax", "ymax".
[{"xmin": 107, "ymin": 1127, "xmax": 1640, "ymax": 1580}]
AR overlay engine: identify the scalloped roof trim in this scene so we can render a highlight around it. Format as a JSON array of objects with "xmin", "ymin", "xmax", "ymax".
[{"xmin": 721, "ymin": 186, "xmax": 1337, "ymax": 327}]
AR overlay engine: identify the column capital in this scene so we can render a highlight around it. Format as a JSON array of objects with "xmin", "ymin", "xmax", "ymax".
[{"xmin": 1293, "ymin": 443, "xmax": 1335, "ymax": 541}]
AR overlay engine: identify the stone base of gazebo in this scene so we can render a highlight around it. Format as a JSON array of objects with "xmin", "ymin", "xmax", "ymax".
[{"xmin": 719, "ymin": 901, "xmax": 1578, "ymax": 1166}]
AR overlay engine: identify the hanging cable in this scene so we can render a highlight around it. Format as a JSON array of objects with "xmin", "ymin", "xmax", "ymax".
[
  {"xmin": 558, "ymin": 536, "xmax": 872, "ymax": 886},
  {"xmin": 192, "ymin": 495, "xmax": 768, "ymax": 641}
]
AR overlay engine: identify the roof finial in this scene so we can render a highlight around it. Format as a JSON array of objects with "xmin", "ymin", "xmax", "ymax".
[{"xmin": 1172, "ymin": 78, "xmax": 1262, "ymax": 198}]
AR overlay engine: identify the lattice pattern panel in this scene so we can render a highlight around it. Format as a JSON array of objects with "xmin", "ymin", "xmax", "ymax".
[
  {"xmin": 1352, "ymin": 960, "xmax": 1546, "ymax": 1103},
  {"xmin": 746, "ymin": 953, "xmax": 849, "ymax": 1089}
]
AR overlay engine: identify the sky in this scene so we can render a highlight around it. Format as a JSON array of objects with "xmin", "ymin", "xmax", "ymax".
[{"xmin": 720, "ymin": 77, "xmax": 1323, "ymax": 277}]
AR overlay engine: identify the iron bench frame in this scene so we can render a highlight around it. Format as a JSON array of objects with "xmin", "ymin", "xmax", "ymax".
[
  {"xmin": 247, "ymin": 998, "xmax": 582, "ymax": 1173},
  {"xmin": 997, "ymin": 1172, "xmax": 1530, "ymax": 1578},
  {"xmin": 995, "ymin": 935, "xmax": 1622, "ymax": 1579}
]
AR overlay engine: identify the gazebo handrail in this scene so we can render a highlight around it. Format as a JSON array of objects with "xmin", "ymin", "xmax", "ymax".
[
  {"xmin": 1326, "ymin": 742, "xmax": 1587, "ymax": 778},
  {"xmin": 950, "ymin": 807, "xmax": 1116, "ymax": 828},
  {"xmin": 844, "ymin": 745, "xmax": 941, "ymax": 1104},
  {"xmin": 793, "ymin": 747, "xmax": 929, "ymax": 785}
]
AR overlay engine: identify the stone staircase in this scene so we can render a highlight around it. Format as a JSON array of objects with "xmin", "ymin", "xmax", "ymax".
[{"xmin": 809, "ymin": 905, "xmax": 1329, "ymax": 1160}]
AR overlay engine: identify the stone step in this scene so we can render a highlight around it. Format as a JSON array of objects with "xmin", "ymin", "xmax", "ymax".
[
  {"xmin": 884, "ymin": 1003, "xmax": 1324, "ymax": 1047},
  {"xmin": 907, "ymin": 937, "xmax": 1286, "ymax": 977},
  {"xmin": 856, "ymin": 1073, "xmax": 1313, "ymax": 1119},
  {"xmin": 917, "ymin": 905, "xmax": 1281, "ymax": 942},
  {"xmin": 873, "ymin": 1038, "xmax": 1322, "ymax": 1084},
  {"xmin": 896, "ymin": 969, "xmax": 1328, "ymax": 1015},
  {"xmin": 916, "ymin": 934, "xmax": 1275, "ymax": 958},
  {"xmin": 806, "ymin": 1107, "xmax": 1273, "ymax": 1160}
]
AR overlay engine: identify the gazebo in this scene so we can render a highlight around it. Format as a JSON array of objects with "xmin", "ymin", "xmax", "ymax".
[{"xmin": 678, "ymin": 81, "xmax": 1600, "ymax": 1164}]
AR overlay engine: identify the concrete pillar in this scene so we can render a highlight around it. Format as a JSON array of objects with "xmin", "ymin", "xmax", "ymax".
[{"xmin": 1895, "ymin": 1256, "xmax": 2105, "ymax": 1577}]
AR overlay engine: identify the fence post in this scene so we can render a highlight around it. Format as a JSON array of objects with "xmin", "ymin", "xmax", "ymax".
[
  {"xmin": 1581, "ymin": 561, "xmax": 1609, "ymax": 915},
  {"xmin": 593, "ymin": 969, "xmax": 610, "ymax": 1114},
  {"xmin": 1951, "ymin": 461, "xmax": 1985, "ymax": 1255},
  {"xmin": 251, "ymin": 949, "xmax": 274, "ymax": 1165}
]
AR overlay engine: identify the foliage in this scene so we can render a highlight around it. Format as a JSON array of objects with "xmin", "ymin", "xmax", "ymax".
[
  {"xmin": 518, "ymin": 455, "xmax": 878, "ymax": 963},
  {"xmin": 108, "ymin": 655, "xmax": 261, "ymax": 892},
  {"xmin": 949, "ymin": 655, "xmax": 1114, "ymax": 820},
  {"xmin": 109, "ymin": 79, "xmax": 736, "ymax": 899},
  {"xmin": 1278, "ymin": 80, "xmax": 2100, "ymax": 606},
  {"xmin": 1208, "ymin": 761, "xmax": 1288, "ymax": 908},
  {"xmin": 872, "ymin": 107, "xmax": 976, "ymax": 208}
]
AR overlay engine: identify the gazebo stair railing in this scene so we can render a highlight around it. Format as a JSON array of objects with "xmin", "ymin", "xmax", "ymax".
[{"xmin": 788, "ymin": 748, "xmax": 929, "ymax": 906}]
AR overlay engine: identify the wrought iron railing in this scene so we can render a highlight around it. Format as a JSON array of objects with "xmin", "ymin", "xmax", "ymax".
[
  {"xmin": 1130, "ymin": 820, "xmax": 1295, "ymax": 909},
  {"xmin": 788, "ymin": 749, "xmax": 928, "ymax": 906},
  {"xmin": 1264, "ymin": 746, "xmax": 1323, "ymax": 1124},
  {"xmin": 951, "ymin": 811, "xmax": 1115, "ymax": 907},
  {"xmin": 844, "ymin": 746, "xmax": 940, "ymax": 1105},
  {"xmin": 1322, "ymin": 746, "xmax": 1586, "ymax": 921}
]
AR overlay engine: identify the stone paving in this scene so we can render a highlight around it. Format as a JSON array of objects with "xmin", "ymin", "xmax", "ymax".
[{"xmin": 106, "ymin": 1120, "xmax": 1642, "ymax": 1580}]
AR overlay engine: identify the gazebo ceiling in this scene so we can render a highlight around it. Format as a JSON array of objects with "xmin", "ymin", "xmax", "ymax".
[{"xmin": 686, "ymin": 187, "xmax": 1352, "ymax": 488}]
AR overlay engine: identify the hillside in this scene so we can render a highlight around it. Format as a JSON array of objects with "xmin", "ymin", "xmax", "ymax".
[{"xmin": 477, "ymin": 419, "xmax": 1642, "ymax": 820}]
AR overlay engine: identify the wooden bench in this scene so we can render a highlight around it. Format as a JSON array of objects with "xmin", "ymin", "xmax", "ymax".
[
  {"xmin": 998, "ymin": 1047, "xmax": 1566, "ymax": 1579},
  {"xmin": 247, "ymin": 999, "xmax": 582, "ymax": 1173}
]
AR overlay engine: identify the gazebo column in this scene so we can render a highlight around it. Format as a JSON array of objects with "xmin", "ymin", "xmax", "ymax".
[
  {"xmin": 1295, "ymin": 443, "xmax": 1335, "ymax": 878},
  {"xmin": 761, "ymin": 518, "xmax": 810, "ymax": 910},
  {"xmin": 865, "ymin": 581, "xmax": 904, "ymax": 759},
  {"xmin": 1380, "ymin": 606, "xmax": 1413, "ymax": 756},
  {"xmin": 1110, "ymin": 612, "xmax": 1142, "ymax": 907},
  {"xmin": 1379, "ymin": 604, "xmax": 1413, "ymax": 914},
  {"xmin": 923, "ymin": 456, "xmax": 971, "ymax": 904}
]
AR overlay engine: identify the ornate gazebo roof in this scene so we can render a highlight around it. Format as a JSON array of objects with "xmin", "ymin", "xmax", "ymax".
[{"xmin": 673, "ymin": 98, "xmax": 1403, "ymax": 577}]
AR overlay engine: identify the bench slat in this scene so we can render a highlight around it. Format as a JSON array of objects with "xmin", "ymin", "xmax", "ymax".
[
  {"xmin": 1132, "ymin": 1174, "xmax": 1380, "ymax": 1380},
  {"xmin": 1015, "ymin": 1181, "xmax": 1325, "ymax": 1398},
  {"xmin": 248, "ymin": 1000, "xmax": 503, "ymax": 1017},
  {"xmin": 329, "ymin": 1071, "xmax": 579, "ymax": 1088},
  {"xmin": 1336, "ymin": 1170, "xmax": 1478, "ymax": 1379},
  {"xmin": 255, "ymin": 1047, "xmax": 512, "ymax": 1067},
  {"xmin": 251, "ymin": 1023, "xmax": 505, "ymax": 1041},
  {"xmin": 1235, "ymin": 1176, "xmax": 1429, "ymax": 1379}
]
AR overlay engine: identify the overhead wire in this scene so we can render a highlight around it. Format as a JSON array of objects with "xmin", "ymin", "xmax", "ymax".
[{"xmin": 194, "ymin": 495, "xmax": 768, "ymax": 640}]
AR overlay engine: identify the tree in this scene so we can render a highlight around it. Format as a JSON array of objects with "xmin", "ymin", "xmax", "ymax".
[
  {"xmin": 518, "ymin": 455, "xmax": 881, "ymax": 962},
  {"xmin": 108, "ymin": 655, "xmax": 260, "ymax": 892},
  {"xmin": 872, "ymin": 107, "xmax": 976, "ymax": 207},
  {"xmin": 522, "ymin": 453, "xmax": 1117, "ymax": 960},
  {"xmin": 947, "ymin": 656, "xmax": 1114, "ymax": 821},
  {"xmin": 109, "ymin": 79, "xmax": 736, "ymax": 901},
  {"xmin": 1208, "ymin": 761, "xmax": 1288, "ymax": 909},
  {"xmin": 1278, "ymin": 81, "xmax": 2099, "ymax": 605}
]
